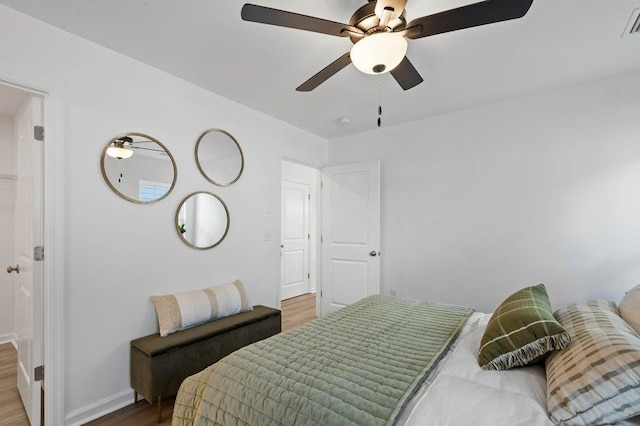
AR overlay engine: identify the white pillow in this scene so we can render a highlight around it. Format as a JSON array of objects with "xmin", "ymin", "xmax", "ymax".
[
  {"xmin": 619, "ymin": 284, "xmax": 640, "ymax": 335},
  {"xmin": 151, "ymin": 280, "xmax": 252, "ymax": 337}
]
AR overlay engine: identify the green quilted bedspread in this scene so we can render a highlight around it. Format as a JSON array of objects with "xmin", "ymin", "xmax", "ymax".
[{"xmin": 172, "ymin": 295, "xmax": 473, "ymax": 426}]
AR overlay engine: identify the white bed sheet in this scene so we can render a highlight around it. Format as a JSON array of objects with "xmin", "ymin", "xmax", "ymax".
[
  {"xmin": 397, "ymin": 312, "xmax": 640, "ymax": 425},
  {"xmin": 398, "ymin": 312, "xmax": 553, "ymax": 425}
]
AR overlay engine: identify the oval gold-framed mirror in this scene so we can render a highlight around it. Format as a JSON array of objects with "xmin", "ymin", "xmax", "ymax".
[
  {"xmin": 100, "ymin": 132, "xmax": 177, "ymax": 204},
  {"xmin": 195, "ymin": 129, "xmax": 244, "ymax": 186},
  {"xmin": 175, "ymin": 191, "xmax": 230, "ymax": 249}
]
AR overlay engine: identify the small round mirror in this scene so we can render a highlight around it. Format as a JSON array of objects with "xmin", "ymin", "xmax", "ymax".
[
  {"xmin": 101, "ymin": 133, "xmax": 177, "ymax": 204},
  {"xmin": 195, "ymin": 129, "xmax": 244, "ymax": 186},
  {"xmin": 175, "ymin": 191, "xmax": 230, "ymax": 249}
]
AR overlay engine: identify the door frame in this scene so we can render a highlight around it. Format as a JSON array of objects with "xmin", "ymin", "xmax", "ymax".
[{"xmin": 1, "ymin": 72, "xmax": 66, "ymax": 426}]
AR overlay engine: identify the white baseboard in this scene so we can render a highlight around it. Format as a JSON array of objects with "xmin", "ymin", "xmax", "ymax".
[
  {"xmin": 65, "ymin": 388, "xmax": 134, "ymax": 426},
  {"xmin": 0, "ymin": 333, "xmax": 16, "ymax": 347}
]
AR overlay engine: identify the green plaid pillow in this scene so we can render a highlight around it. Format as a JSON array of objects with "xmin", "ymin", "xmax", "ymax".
[
  {"xmin": 546, "ymin": 300, "xmax": 640, "ymax": 425},
  {"xmin": 478, "ymin": 284, "xmax": 571, "ymax": 370}
]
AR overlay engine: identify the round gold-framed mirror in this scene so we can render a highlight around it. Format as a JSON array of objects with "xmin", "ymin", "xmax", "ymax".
[
  {"xmin": 100, "ymin": 133, "xmax": 177, "ymax": 204},
  {"xmin": 175, "ymin": 191, "xmax": 230, "ymax": 249},
  {"xmin": 195, "ymin": 129, "xmax": 244, "ymax": 186}
]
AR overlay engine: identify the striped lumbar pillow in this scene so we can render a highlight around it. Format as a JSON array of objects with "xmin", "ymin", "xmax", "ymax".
[
  {"xmin": 151, "ymin": 280, "xmax": 252, "ymax": 337},
  {"xmin": 546, "ymin": 300, "xmax": 640, "ymax": 425},
  {"xmin": 478, "ymin": 284, "xmax": 571, "ymax": 370}
]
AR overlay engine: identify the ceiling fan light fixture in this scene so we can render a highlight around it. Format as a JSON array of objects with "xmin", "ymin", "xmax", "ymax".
[
  {"xmin": 350, "ymin": 32, "xmax": 407, "ymax": 75},
  {"xmin": 106, "ymin": 141, "xmax": 134, "ymax": 159}
]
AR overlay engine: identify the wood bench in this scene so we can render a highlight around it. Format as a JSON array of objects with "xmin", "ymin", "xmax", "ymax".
[{"xmin": 130, "ymin": 305, "xmax": 281, "ymax": 422}]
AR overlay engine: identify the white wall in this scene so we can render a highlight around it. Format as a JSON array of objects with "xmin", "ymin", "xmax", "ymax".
[
  {"xmin": 0, "ymin": 114, "xmax": 15, "ymax": 342},
  {"xmin": 330, "ymin": 71, "xmax": 640, "ymax": 313},
  {"xmin": 0, "ymin": 114, "xmax": 15, "ymax": 175},
  {"xmin": 0, "ymin": 5, "xmax": 327, "ymax": 423}
]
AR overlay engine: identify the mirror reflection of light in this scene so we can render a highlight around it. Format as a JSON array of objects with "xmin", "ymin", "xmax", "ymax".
[{"xmin": 106, "ymin": 141, "xmax": 133, "ymax": 159}]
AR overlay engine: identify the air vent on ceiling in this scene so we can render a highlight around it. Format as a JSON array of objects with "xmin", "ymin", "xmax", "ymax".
[{"xmin": 622, "ymin": 7, "xmax": 640, "ymax": 37}]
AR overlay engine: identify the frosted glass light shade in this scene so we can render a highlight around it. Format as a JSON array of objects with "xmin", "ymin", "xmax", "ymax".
[
  {"xmin": 106, "ymin": 143, "xmax": 133, "ymax": 159},
  {"xmin": 351, "ymin": 32, "xmax": 408, "ymax": 75}
]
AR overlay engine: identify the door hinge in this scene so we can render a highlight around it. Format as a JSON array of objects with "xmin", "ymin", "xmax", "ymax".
[
  {"xmin": 34, "ymin": 365, "xmax": 44, "ymax": 381},
  {"xmin": 307, "ymin": 273, "xmax": 310, "ymax": 279},
  {"xmin": 34, "ymin": 246, "xmax": 44, "ymax": 261},
  {"xmin": 308, "ymin": 194, "xmax": 311, "ymax": 200},
  {"xmin": 34, "ymin": 126, "xmax": 44, "ymax": 142},
  {"xmin": 321, "ymin": 236, "xmax": 323, "ymax": 243},
  {"xmin": 320, "ymin": 291, "xmax": 323, "ymax": 297},
  {"xmin": 308, "ymin": 233, "xmax": 310, "ymax": 239}
]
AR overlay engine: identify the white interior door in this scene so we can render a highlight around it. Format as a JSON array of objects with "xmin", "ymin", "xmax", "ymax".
[
  {"xmin": 281, "ymin": 179, "xmax": 310, "ymax": 300},
  {"xmin": 14, "ymin": 95, "xmax": 43, "ymax": 426},
  {"xmin": 321, "ymin": 161, "xmax": 380, "ymax": 316}
]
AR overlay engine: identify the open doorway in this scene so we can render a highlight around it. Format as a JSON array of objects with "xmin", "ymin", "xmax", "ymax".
[
  {"xmin": 0, "ymin": 83, "xmax": 44, "ymax": 425},
  {"xmin": 280, "ymin": 160, "xmax": 320, "ymax": 309}
]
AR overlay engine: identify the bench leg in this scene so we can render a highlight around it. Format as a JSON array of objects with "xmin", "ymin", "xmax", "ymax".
[
  {"xmin": 157, "ymin": 396, "xmax": 162, "ymax": 423},
  {"xmin": 134, "ymin": 391, "xmax": 138, "ymax": 404}
]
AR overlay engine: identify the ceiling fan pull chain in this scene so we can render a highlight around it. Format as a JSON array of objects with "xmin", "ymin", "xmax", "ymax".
[{"xmin": 377, "ymin": 79, "xmax": 383, "ymax": 128}]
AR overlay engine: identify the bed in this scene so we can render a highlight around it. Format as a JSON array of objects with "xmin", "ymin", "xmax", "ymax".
[{"xmin": 172, "ymin": 288, "xmax": 640, "ymax": 426}]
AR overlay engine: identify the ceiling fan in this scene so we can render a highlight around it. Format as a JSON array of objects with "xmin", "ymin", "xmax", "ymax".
[{"xmin": 241, "ymin": 0, "xmax": 534, "ymax": 91}]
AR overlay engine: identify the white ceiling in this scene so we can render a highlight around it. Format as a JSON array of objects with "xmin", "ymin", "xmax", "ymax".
[{"xmin": 1, "ymin": 0, "xmax": 640, "ymax": 139}]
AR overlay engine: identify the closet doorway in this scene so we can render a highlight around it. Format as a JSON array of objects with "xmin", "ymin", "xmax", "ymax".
[{"xmin": 280, "ymin": 160, "xmax": 320, "ymax": 302}]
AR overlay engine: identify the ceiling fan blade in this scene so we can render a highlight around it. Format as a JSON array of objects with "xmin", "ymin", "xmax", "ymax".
[
  {"xmin": 405, "ymin": 0, "xmax": 533, "ymax": 39},
  {"xmin": 390, "ymin": 56, "xmax": 423, "ymax": 90},
  {"xmin": 131, "ymin": 146, "xmax": 165, "ymax": 153},
  {"xmin": 296, "ymin": 52, "xmax": 352, "ymax": 92},
  {"xmin": 375, "ymin": 0, "xmax": 408, "ymax": 22},
  {"xmin": 241, "ymin": 4, "xmax": 362, "ymax": 37}
]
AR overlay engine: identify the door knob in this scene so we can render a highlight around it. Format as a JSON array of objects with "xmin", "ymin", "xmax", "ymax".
[
  {"xmin": 369, "ymin": 251, "xmax": 378, "ymax": 257},
  {"xmin": 7, "ymin": 264, "xmax": 19, "ymax": 274}
]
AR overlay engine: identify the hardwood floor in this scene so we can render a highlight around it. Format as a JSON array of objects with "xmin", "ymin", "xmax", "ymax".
[
  {"xmin": 85, "ymin": 397, "xmax": 176, "ymax": 425},
  {"xmin": 86, "ymin": 292, "xmax": 317, "ymax": 425},
  {"xmin": 0, "ymin": 343, "xmax": 29, "ymax": 426},
  {"xmin": 281, "ymin": 292, "xmax": 317, "ymax": 331}
]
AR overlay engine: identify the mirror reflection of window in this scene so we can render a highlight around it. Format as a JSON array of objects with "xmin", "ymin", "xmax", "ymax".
[{"xmin": 139, "ymin": 180, "xmax": 170, "ymax": 203}]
